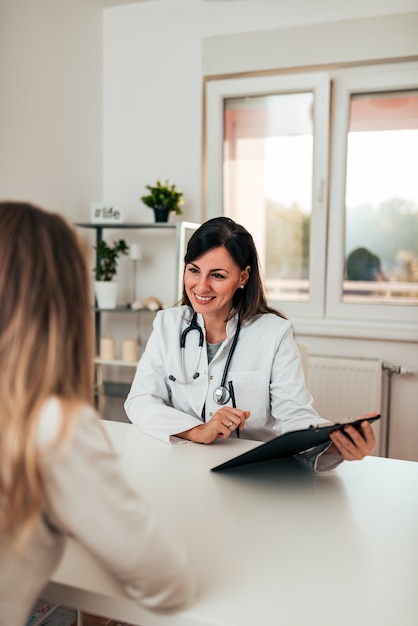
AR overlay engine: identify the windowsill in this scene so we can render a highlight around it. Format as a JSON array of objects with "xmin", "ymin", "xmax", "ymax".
[{"xmin": 291, "ymin": 317, "xmax": 418, "ymax": 343}]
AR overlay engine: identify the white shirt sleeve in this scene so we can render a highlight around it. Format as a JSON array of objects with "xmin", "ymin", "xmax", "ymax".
[
  {"xmin": 38, "ymin": 399, "xmax": 195, "ymax": 612},
  {"xmin": 125, "ymin": 312, "xmax": 203, "ymax": 443},
  {"xmin": 269, "ymin": 322, "xmax": 328, "ymax": 434}
]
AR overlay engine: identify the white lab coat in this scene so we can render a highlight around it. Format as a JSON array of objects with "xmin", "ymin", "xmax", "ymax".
[{"xmin": 125, "ymin": 306, "xmax": 328, "ymax": 444}]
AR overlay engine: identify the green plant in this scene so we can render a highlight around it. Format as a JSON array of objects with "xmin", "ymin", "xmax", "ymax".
[
  {"xmin": 94, "ymin": 239, "xmax": 129, "ymax": 281},
  {"xmin": 140, "ymin": 179, "xmax": 184, "ymax": 215}
]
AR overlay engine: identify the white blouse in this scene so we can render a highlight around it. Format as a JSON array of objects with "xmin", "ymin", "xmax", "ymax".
[{"xmin": 0, "ymin": 398, "xmax": 194, "ymax": 626}]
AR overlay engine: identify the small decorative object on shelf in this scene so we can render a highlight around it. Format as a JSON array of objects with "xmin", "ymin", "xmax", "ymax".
[
  {"xmin": 100, "ymin": 336, "xmax": 116, "ymax": 360},
  {"xmin": 131, "ymin": 295, "xmax": 164, "ymax": 312},
  {"xmin": 122, "ymin": 338, "xmax": 139, "ymax": 362},
  {"xmin": 93, "ymin": 239, "xmax": 129, "ymax": 309},
  {"xmin": 90, "ymin": 201, "xmax": 124, "ymax": 223},
  {"xmin": 140, "ymin": 179, "xmax": 184, "ymax": 222}
]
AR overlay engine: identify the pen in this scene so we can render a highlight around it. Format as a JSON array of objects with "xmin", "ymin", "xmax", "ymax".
[{"xmin": 228, "ymin": 380, "xmax": 239, "ymax": 438}]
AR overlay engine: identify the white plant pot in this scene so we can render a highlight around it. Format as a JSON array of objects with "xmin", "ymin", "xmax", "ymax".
[{"xmin": 94, "ymin": 281, "xmax": 118, "ymax": 309}]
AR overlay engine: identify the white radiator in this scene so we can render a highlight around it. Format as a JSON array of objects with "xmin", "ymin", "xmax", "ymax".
[{"xmin": 307, "ymin": 356, "xmax": 383, "ymax": 456}]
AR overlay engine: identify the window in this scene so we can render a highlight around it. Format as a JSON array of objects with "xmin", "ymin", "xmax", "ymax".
[
  {"xmin": 224, "ymin": 92, "xmax": 314, "ymax": 302},
  {"xmin": 327, "ymin": 64, "xmax": 418, "ymax": 324},
  {"xmin": 205, "ymin": 72, "xmax": 330, "ymax": 319},
  {"xmin": 205, "ymin": 62, "xmax": 418, "ymax": 331},
  {"xmin": 344, "ymin": 91, "xmax": 418, "ymax": 302}
]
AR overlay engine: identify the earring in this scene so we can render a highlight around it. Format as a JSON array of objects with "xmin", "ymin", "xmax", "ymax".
[{"xmin": 240, "ymin": 285, "xmax": 245, "ymax": 289}]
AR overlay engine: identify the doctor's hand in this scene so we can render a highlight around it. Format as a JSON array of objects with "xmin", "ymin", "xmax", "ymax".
[
  {"xmin": 177, "ymin": 408, "xmax": 250, "ymax": 444},
  {"xmin": 328, "ymin": 412, "xmax": 377, "ymax": 461}
]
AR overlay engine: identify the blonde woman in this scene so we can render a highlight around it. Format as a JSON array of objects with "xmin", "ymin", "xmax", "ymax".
[{"xmin": 0, "ymin": 202, "xmax": 194, "ymax": 625}]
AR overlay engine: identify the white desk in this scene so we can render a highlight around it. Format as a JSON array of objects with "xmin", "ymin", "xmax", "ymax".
[{"xmin": 44, "ymin": 421, "xmax": 418, "ymax": 626}]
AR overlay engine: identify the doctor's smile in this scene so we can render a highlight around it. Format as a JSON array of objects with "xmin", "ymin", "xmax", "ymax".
[
  {"xmin": 193, "ymin": 293, "xmax": 216, "ymax": 304},
  {"xmin": 184, "ymin": 246, "xmax": 249, "ymax": 319}
]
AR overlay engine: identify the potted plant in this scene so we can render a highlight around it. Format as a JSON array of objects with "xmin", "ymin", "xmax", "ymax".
[
  {"xmin": 93, "ymin": 239, "xmax": 129, "ymax": 309},
  {"xmin": 140, "ymin": 179, "xmax": 184, "ymax": 222}
]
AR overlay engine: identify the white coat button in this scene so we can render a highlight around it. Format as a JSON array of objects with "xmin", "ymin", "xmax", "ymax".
[
  {"xmin": 210, "ymin": 375, "xmax": 214, "ymax": 380},
  {"xmin": 195, "ymin": 405, "xmax": 200, "ymax": 411},
  {"xmin": 209, "ymin": 412, "xmax": 213, "ymax": 417}
]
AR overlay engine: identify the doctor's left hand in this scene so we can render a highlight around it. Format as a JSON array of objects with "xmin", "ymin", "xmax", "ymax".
[
  {"xmin": 328, "ymin": 413, "xmax": 376, "ymax": 461},
  {"xmin": 177, "ymin": 408, "xmax": 250, "ymax": 444}
]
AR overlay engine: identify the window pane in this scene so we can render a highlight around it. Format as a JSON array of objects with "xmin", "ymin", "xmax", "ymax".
[
  {"xmin": 224, "ymin": 92, "xmax": 313, "ymax": 302},
  {"xmin": 344, "ymin": 90, "xmax": 418, "ymax": 304}
]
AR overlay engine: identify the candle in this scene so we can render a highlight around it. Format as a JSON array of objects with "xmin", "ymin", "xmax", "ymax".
[
  {"xmin": 129, "ymin": 243, "xmax": 142, "ymax": 261},
  {"xmin": 100, "ymin": 337, "xmax": 115, "ymax": 360},
  {"xmin": 122, "ymin": 338, "xmax": 138, "ymax": 362}
]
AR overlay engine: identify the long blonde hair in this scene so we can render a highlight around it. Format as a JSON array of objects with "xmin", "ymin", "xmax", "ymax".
[{"xmin": 0, "ymin": 202, "xmax": 94, "ymax": 546}]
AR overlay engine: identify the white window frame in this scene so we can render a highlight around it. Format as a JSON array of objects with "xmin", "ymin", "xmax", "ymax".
[
  {"xmin": 326, "ymin": 62, "xmax": 418, "ymax": 326},
  {"xmin": 205, "ymin": 63, "xmax": 418, "ymax": 339},
  {"xmin": 205, "ymin": 72, "xmax": 330, "ymax": 319}
]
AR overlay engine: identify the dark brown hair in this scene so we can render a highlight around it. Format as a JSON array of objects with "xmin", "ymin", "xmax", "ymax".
[{"xmin": 182, "ymin": 217, "xmax": 286, "ymax": 321}]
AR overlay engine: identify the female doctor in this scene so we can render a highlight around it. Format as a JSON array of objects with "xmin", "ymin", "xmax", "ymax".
[{"xmin": 125, "ymin": 217, "xmax": 376, "ymax": 472}]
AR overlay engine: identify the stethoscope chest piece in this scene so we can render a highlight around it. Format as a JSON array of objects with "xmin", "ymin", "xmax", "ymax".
[{"xmin": 213, "ymin": 385, "xmax": 231, "ymax": 405}]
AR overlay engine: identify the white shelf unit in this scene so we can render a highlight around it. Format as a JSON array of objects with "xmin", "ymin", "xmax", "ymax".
[{"xmin": 76, "ymin": 221, "xmax": 200, "ymax": 408}]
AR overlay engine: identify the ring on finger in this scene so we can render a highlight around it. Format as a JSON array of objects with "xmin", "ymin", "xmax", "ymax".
[{"xmin": 225, "ymin": 421, "xmax": 233, "ymax": 429}]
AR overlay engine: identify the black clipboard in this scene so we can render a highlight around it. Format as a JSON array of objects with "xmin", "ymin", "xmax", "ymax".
[{"xmin": 211, "ymin": 415, "xmax": 381, "ymax": 472}]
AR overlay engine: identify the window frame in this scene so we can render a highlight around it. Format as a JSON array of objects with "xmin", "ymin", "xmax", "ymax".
[
  {"xmin": 205, "ymin": 72, "xmax": 331, "ymax": 319},
  {"xmin": 204, "ymin": 63, "xmax": 418, "ymax": 339},
  {"xmin": 326, "ymin": 62, "xmax": 418, "ymax": 325}
]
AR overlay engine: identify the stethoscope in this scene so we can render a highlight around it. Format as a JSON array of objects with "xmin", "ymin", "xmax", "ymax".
[{"xmin": 168, "ymin": 311, "xmax": 241, "ymax": 406}]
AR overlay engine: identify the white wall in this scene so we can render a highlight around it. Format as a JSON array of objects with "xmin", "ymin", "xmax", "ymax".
[
  {"xmin": 102, "ymin": 0, "xmax": 418, "ymax": 460},
  {"xmin": 102, "ymin": 0, "xmax": 418, "ymax": 222},
  {"xmin": 0, "ymin": 0, "xmax": 102, "ymax": 220}
]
